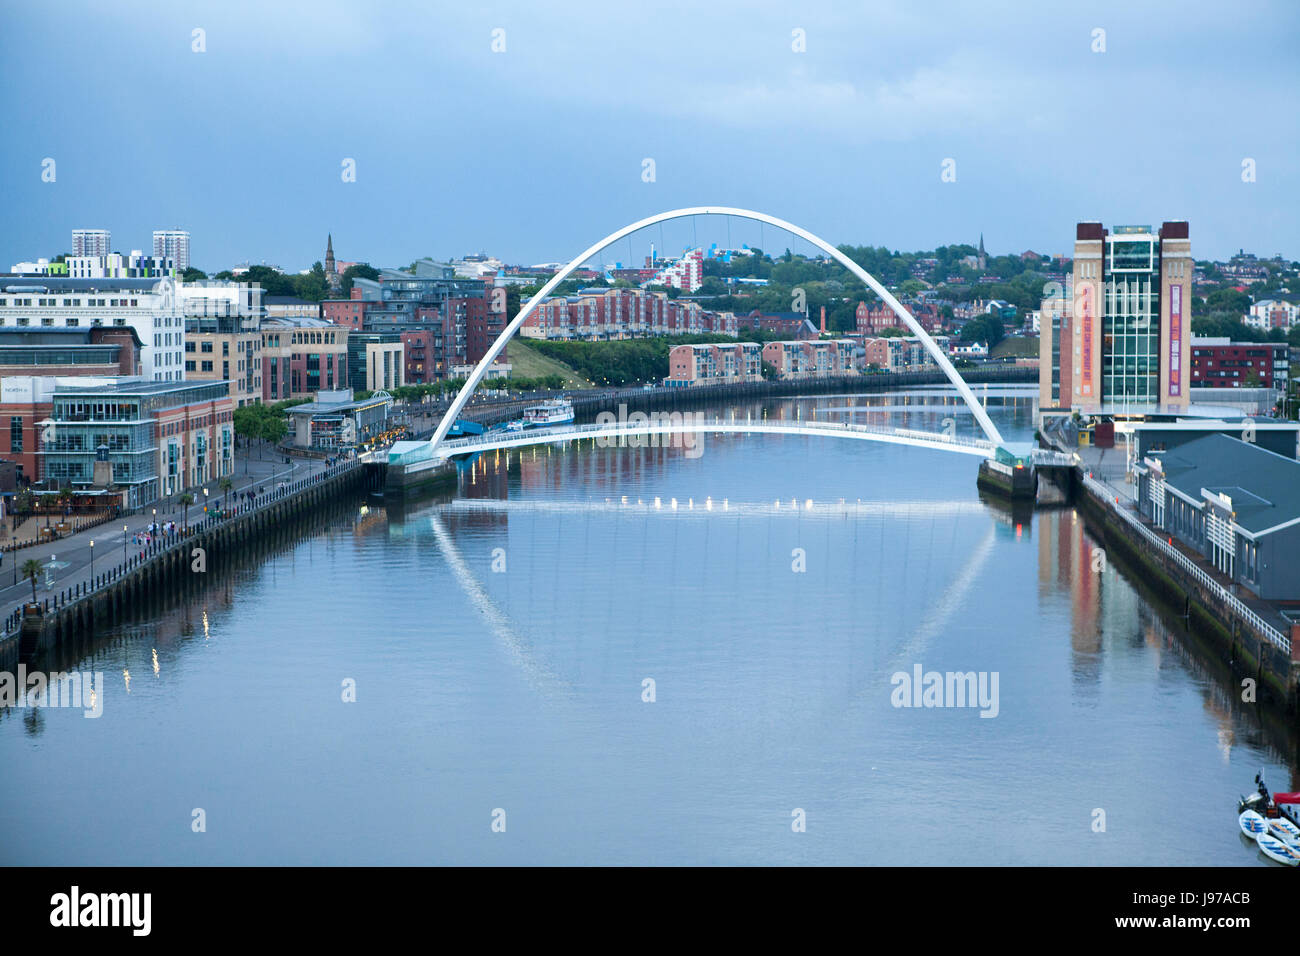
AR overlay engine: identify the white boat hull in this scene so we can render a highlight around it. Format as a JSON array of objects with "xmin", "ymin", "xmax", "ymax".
[
  {"xmin": 1257, "ymin": 833, "xmax": 1300, "ymax": 866},
  {"xmin": 1239, "ymin": 809, "xmax": 1268, "ymax": 839}
]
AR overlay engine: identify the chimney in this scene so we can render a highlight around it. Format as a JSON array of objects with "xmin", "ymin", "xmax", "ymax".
[{"xmin": 819, "ymin": 306, "xmax": 826, "ymax": 335}]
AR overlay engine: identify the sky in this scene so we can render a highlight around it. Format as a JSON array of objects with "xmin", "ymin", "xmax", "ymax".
[{"xmin": 2, "ymin": 0, "xmax": 1297, "ymax": 273}]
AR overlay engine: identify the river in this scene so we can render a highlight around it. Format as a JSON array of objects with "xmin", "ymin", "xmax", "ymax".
[{"xmin": 1, "ymin": 383, "xmax": 1291, "ymax": 865}]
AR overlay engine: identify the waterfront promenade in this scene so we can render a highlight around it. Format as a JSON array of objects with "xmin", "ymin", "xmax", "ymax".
[{"xmin": 0, "ymin": 449, "xmax": 332, "ymax": 633}]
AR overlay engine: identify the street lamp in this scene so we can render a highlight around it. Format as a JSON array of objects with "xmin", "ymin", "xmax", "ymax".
[
  {"xmin": 123, "ymin": 524, "xmax": 128, "ymax": 562},
  {"xmin": 89, "ymin": 539, "xmax": 94, "ymax": 577}
]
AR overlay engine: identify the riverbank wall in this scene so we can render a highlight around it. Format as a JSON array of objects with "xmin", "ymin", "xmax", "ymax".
[
  {"xmin": 1052, "ymin": 466, "xmax": 1300, "ymax": 713},
  {"xmin": 2, "ymin": 460, "xmax": 383, "ymax": 671}
]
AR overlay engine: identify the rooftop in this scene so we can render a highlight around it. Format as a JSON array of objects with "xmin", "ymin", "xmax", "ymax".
[
  {"xmin": 0, "ymin": 277, "xmax": 169, "ymax": 293},
  {"xmin": 1150, "ymin": 433, "xmax": 1300, "ymax": 537},
  {"xmin": 52, "ymin": 378, "xmax": 229, "ymax": 397},
  {"xmin": 0, "ymin": 326, "xmax": 143, "ymax": 346}
]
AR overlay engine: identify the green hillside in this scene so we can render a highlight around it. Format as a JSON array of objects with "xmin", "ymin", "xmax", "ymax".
[
  {"xmin": 505, "ymin": 338, "xmax": 590, "ymax": 388},
  {"xmin": 990, "ymin": 336, "xmax": 1039, "ymax": 359}
]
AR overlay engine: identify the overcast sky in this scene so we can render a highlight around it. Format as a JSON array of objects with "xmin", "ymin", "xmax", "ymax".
[{"xmin": 3, "ymin": 0, "xmax": 1297, "ymax": 272}]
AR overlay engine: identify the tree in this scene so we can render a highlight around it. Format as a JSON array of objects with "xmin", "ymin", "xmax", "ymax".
[
  {"xmin": 179, "ymin": 493, "xmax": 195, "ymax": 531},
  {"xmin": 21, "ymin": 558, "xmax": 42, "ymax": 604},
  {"xmin": 340, "ymin": 263, "xmax": 380, "ymax": 297},
  {"xmin": 1205, "ymin": 288, "xmax": 1251, "ymax": 316},
  {"xmin": 182, "ymin": 267, "xmax": 208, "ymax": 282},
  {"xmin": 259, "ymin": 416, "xmax": 287, "ymax": 446},
  {"xmin": 961, "ymin": 315, "xmax": 1005, "ymax": 347},
  {"xmin": 294, "ymin": 262, "xmax": 329, "ymax": 302}
]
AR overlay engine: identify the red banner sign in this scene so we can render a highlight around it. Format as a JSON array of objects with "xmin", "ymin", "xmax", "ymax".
[{"xmin": 1168, "ymin": 283, "xmax": 1182, "ymax": 397}]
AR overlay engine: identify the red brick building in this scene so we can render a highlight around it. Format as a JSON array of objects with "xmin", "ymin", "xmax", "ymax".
[{"xmin": 1189, "ymin": 337, "xmax": 1289, "ymax": 390}]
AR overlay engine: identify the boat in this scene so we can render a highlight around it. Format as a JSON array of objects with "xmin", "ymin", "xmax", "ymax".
[
  {"xmin": 504, "ymin": 399, "xmax": 574, "ymax": 432},
  {"xmin": 1268, "ymin": 816, "xmax": 1300, "ymax": 845},
  {"xmin": 1272, "ymin": 791, "xmax": 1300, "ymax": 830},
  {"xmin": 1239, "ymin": 809, "xmax": 1268, "ymax": 839},
  {"xmin": 1257, "ymin": 833, "xmax": 1300, "ymax": 866},
  {"xmin": 446, "ymin": 420, "xmax": 486, "ymax": 438}
]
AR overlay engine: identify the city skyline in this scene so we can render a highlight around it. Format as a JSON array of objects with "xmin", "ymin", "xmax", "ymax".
[{"xmin": 2, "ymin": 1, "xmax": 1297, "ymax": 271}]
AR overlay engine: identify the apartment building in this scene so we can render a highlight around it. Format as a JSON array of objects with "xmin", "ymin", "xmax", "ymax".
[
  {"xmin": 153, "ymin": 230, "xmax": 191, "ymax": 271},
  {"xmin": 761, "ymin": 339, "xmax": 857, "ymax": 379},
  {"xmin": 1189, "ymin": 337, "xmax": 1289, "ymax": 390},
  {"xmin": 71, "ymin": 229, "xmax": 111, "ymax": 257},
  {"xmin": 664, "ymin": 342, "xmax": 763, "ymax": 387},
  {"xmin": 524, "ymin": 288, "xmax": 737, "ymax": 341}
]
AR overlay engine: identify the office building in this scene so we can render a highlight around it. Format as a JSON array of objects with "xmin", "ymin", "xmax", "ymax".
[
  {"xmin": 261, "ymin": 316, "xmax": 348, "ymax": 401},
  {"xmin": 41, "ymin": 378, "xmax": 234, "ymax": 506},
  {"xmin": 346, "ymin": 332, "xmax": 404, "ymax": 393},
  {"xmin": 0, "ymin": 277, "xmax": 185, "ymax": 380},
  {"xmin": 182, "ymin": 281, "xmax": 264, "ymax": 407}
]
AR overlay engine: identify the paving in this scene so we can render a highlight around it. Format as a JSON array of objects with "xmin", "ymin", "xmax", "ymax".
[{"xmin": 0, "ymin": 448, "xmax": 330, "ymax": 627}]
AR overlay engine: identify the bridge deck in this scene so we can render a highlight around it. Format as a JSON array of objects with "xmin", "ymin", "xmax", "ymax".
[{"xmin": 389, "ymin": 418, "xmax": 1013, "ymax": 470}]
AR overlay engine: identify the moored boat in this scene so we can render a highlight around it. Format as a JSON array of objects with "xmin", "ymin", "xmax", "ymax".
[
  {"xmin": 505, "ymin": 399, "xmax": 575, "ymax": 431},
  {"xmin": 1257, "ymin": 833, "xmax": 1300, "ymax": 866},
  {"xmin": 1267, "ymin": 815, "xmax": 1300, "ymax": 845},
  {"xmin": 1238, "ymin": 809, "xmax": 1268, "ymax": 839}
]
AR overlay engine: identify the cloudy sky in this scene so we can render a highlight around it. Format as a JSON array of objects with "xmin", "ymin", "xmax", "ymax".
[{"xmin": 3, "ymin": 0, "xmax": 1297, "ymax": 272}]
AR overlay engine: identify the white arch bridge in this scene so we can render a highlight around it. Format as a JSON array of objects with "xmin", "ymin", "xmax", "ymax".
[
  {"xmin": 386, "ymin": 207, "xmax": 1067, "ymax": 474},
  {"xmin": 387, "ymin": 415, "xmax": 1073, "ymax": 472}
]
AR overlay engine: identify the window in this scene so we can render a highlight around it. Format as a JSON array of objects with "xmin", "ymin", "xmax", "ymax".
[
  {"xmin": 202, "ymin": 361, "xmax": 213, "ymax": 372},
  {"xmin": 9, "ymin": 416, "xmax": 22, "ymax": 453}
]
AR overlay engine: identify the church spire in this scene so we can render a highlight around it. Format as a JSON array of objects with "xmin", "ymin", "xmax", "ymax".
[{"xmin": 325, "ymin": 233, "xmax": 340, "ymax": 294}]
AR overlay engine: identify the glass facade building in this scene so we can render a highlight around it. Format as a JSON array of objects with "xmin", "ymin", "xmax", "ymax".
[
  {"xmin": 44, "ymin": 379, "xmax": 233, "ymax": 507},
  {"xmin": 1040, "ymin": 221, "xmax": 1192, "ymax": 413},
  {"xmin": 1102, "ymin": 228, "xmax": 1160, "ymax": 405}
]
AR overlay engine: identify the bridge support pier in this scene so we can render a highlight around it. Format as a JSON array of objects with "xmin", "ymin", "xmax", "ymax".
[{"xmin": 977, "ymin": 458, "xmax": 1036, "ymax": 500}]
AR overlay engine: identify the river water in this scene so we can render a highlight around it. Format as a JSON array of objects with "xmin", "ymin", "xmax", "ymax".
[{"xmin": 1, "ymin": 384, "xmax": 1292, "ymax": 865}]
